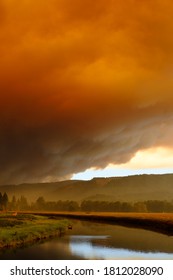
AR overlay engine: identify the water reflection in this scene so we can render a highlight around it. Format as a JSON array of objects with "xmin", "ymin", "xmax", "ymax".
[
  {"xmin": 69, "ymin": 235, "xmax": 173, "ymax": 260},
  {"xmin": 1, "ymin": 220, "xmax": 173, "ymax": 259}
]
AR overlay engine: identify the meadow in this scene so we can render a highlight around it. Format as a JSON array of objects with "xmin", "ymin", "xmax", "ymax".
[
  {"xmin": 25, "ymin": 211, "xmax": 173, "ymax": 236},
  {"xmin": 1, "ymin": 211, "xmax": 173, "ymax": 251},
  {"xmin": 0, "ymin": 213, "xmax": 68, "ymax": 249}
]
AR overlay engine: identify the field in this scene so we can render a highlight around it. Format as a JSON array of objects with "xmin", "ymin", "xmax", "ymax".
[
  {"xmin": 23, "ymin": 211, "xmax": 173, "ymax": 236},
  {"xmin": 0, "ymin": 213, "xmax": 68, "ymax": 249},
  {"xmin": 1, "ymin": 211, "xmax": 173, "ymax": 251}
]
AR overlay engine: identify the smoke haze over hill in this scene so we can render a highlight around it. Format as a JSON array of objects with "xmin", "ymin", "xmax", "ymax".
[{"xmin": 0, "ymin": 174, "xmax": 173, "ymax": 203}]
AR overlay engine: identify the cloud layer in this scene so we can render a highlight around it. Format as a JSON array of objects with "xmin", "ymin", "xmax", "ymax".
[{"xmin": 1, "ymin": 0, "xmax": 173, "ymax": 184}]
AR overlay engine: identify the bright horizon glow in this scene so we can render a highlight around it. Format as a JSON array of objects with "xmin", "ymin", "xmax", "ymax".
[{"xmin": 72, "ymin": 147, "xmax": 173, "ymax": 180}]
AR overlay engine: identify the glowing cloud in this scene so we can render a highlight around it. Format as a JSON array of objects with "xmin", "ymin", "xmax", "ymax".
[{"xmin": 0, "ymin": 0, "xmax": 173, "ymax": 183}]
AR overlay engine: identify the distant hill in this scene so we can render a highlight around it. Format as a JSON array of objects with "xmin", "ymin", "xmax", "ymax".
[{"xmin": 0, "ymin": 174, "xmax": 173, "ymax": 202}]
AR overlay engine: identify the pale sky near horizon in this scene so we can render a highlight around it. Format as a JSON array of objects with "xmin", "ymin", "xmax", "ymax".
[{"xmin": 72, "ymin": 147, "xmax": 173, "ymax": 180}]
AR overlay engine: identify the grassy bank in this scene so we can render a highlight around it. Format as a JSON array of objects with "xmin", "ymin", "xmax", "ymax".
[
  {"xmin": 23, "ymin": 211, "xmax": 173, "ymax": 236},
  {"xmin": 2, "ymin": 211, "xmax": 173, "ymax": 251},
  {"xmin": 0, "ymin": 213, "xmax": 68, "ymax": 249}
]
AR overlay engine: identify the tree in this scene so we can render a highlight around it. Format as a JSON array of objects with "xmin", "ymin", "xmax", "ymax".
[
  {"xmin": 2, "ymin": 192, "xmax": 8, "ymax": 210},
  {"xmin": 18, "ymin": 195, "xmax": 29, "ymax": 210},
  {"xmin": 67, "ymin": 201, "xmax": 79, "ymax": 211},
  {"xmin": 11, "ymin": 195, "xmax": 17, "ymax": 210},
  {"xmin": 0, "ymin": 192, "xmax": 2, "ymax": 210},
  {"xmin": 36, "ymin": 196, "xmax": 46, "ymax": 210},
  {"xmin": 121, "ymin": 202, "xmax": 133, "ymax": 212},
  {"xmin": 134, "ymin": 202, "xmax": 147, "ymax": 213}
]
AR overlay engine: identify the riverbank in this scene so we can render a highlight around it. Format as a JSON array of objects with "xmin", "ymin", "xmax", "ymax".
[
  {"xmin": 21, "ymin": 211, "xmax": 173, "ymax": 236},
  {"xmin": 0, "ymin": 213, "xmax": 68, "ymax": 249}
]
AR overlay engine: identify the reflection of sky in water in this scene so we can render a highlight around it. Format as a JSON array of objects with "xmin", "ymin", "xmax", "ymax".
[
  {"xmin": 2, "ymin": 221, "xmax": 173, "ymax": 260},
  {"xmin": 69, "ymin": 236, "xmax": 173, "ymax": 260},
  {"xmin": 71, "ymin": 235, "xmax": 110, "ymax": 240}
]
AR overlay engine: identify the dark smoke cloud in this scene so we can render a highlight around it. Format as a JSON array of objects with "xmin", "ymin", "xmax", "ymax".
[{"xmin": 0, "ymin": 0, "xmax": 173, "ymax": 184}]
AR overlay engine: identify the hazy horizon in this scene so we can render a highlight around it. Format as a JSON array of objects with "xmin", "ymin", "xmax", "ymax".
[{"xmin": 1, "ymin": 172, "xmax": 173, "ymax": 186}]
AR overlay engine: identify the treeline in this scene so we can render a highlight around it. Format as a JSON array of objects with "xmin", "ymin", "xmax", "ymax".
[
  {"xmin": 8, "ymin": 196, "xmax": 80, "ymax": 212},
  {"xmin": 3, "ymin": 194, "xmax": 173, "ymax": 213},
  {"xmin": 80, "ymin": 200, "xmax": 173, "ymax": 213}
]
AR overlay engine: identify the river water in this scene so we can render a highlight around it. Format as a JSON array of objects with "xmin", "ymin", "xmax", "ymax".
[{"xmin": 1, "ymin": 220, "xmax": 173, "ymax": 260}]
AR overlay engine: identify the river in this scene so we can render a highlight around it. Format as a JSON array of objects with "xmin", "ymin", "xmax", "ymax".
[{"xmin": 1, "ymin": 219, "xmax": 173, "ymax": 260}]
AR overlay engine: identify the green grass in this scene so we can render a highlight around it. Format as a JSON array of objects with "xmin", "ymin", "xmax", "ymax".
[
  {"xmin": 0, "ymin": 213, "xmax": 68, "ymax": 248},
  {"xmin": 29, "ymin": 211, "xmax": 173, "ymax": 236}
]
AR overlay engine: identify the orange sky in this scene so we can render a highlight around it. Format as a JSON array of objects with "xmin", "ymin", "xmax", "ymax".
[{"xmin": 1, "ymin": 0, "xmax": 173, "ymax": 184}]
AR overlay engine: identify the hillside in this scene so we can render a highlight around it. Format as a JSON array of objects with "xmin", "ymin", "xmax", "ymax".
[{"xmin": 0, "ymin": 174, "xmax": 173, "ymax": 203}]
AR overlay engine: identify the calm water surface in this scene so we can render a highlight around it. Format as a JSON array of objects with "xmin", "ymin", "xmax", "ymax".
[{"xmin": 1, "ymin": 220, "xmax": 173, "ymax": 260}]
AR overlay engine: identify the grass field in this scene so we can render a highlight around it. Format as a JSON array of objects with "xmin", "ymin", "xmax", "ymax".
[
  {"xmin": 0, "ymin": 213, "xmax": 68, "ymax": 249},
  {"xmin": 1, "ymin": 211, "xmax": 173, "ymax": 250},
  {"xmin": 22, "ymin": 211, "xmax": 173, "ymax": 236}
]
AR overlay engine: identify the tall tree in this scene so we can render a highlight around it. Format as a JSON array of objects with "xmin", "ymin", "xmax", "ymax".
[
  {"xmin": 2, "ymin": 192, "xmax": 8, "ymax": 210},
  {"xmin": 0, "ymin": 192, "xmax": 2, "ymax": 210},
  {"xmin": 36, "ymin": 196, "xmax": 45, "ymax": 210},
  {"xmin": 18, "ymin": 195, "xmax": 28, "ymax": 210},
  {"xmin": 11, "ymin": 195, "xmax": 17, "ymax": 210}
]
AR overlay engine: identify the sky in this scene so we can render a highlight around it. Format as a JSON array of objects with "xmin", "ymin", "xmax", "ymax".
[
  {"xmin": 73, "ymin": 147, "xmax": 173, "ymax": 180},
  {"xmin": 1, "ymin": 0, "xmax": 173, "ymax": 184}
]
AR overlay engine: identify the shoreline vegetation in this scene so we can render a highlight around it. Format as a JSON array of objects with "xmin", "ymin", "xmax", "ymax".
[
  {"xmin": 1, "ymin": 211, "xmax": 173, "ymax": 250},
  {"xmin": 22, "ymin": 211, "xmax": 173, "ymax": 236},
  {"xmin": 0, "ymin": 213, "xmax": 68, "ymax": 249}
]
